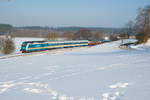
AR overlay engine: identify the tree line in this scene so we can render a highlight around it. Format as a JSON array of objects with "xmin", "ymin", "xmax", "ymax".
[
  {"xmin": 0, "ymin": 24, "xmax": 13, "ymax": 35},
  {"xmin": 45, "ymin": 28, "xmax": 108, "ymax": 41}
]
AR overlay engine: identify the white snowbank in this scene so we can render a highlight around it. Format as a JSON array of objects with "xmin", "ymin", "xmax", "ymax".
[
  {"xmin": 131, "ymin": 38, "xmax": 150, "ymax": 50},
  {"xmin": 145, "ymin": 38, "xmax": 150, "ymax": 46}
]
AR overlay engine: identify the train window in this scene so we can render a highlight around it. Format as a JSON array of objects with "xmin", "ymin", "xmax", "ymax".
[
  {"xmin": 41, "ymin": 44, "xmax": 46, "ymax": 47},
  {"xmin": 28, "ymin": 44, "xmax": 41, "ymax": 48}
]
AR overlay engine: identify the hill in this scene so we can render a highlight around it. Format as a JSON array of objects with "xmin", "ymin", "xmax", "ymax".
[
  {"xmin": 17, "ymin": 26, "xmax": 122, "ymax": 33},
  {"xmin": 0, "ymin": 39, "xmax": 150, "ymax": 100},
  {"xmin": 0, "ymin": 24, "xmax": 122, "ymax": 37}
]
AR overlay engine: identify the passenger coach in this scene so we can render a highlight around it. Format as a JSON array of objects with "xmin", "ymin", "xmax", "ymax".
[{"xmin": 20, "ymin": 40, "xmax": 88, "ymax": 53}]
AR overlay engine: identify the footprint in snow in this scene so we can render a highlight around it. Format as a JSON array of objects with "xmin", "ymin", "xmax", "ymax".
[{"xmin": 101, "ymin": 82, "xmax": 131, "ymax": 100}]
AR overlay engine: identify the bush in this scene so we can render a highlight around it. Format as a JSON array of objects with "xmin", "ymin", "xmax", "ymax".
[
  {"xmin": 119, "ymin": 33, "xmax": 128, "ymax": 39},
  {"xmin": 0, "ymin": 37, "xmax": 5, "ymax": 50},
  {"xmin": 136, "ymin": 31, "xmax": 150, "ymax": 44},
  {"xmin": 109, "ymin": 34, "xmax": 118, "ymax": 41},
  {"xmin": 1, "ymin": 38, "xmax": 15, "ymax": 54},
  {"xmin": 135, "ymin": 6, "xmax": 150, "ymax": 44}
]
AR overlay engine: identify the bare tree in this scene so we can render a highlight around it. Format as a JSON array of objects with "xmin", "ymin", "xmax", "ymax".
[
  {"xmin": 1, "ymin": 35, "xmax": 15, "ymax": 54},
  {"xmin": 62, "ymin": 31, "xmax": 74, "ymax": 40},
  {"xmin": 125, "ymin": 21, "xmax": 134, "ymax": 38},
  {"xmin": 94, "ymin": 30, "xmax": 105, "ymax": 40},
  {"xmin": 135, "ymin": 6, "xmax": 150, "ymax": 44},
  {"xmin": 119, "ymin": 33, "xmax": 128, "ymax": 44},
  {"xmin": 74, "ymin": 28, "xmax": 93, "ymax": 40},
  {"xmin": 46, "ymin": 31, "xmax": 58, "ymax": 41},
  {"xmin": 109, "ymin": 33, "xmax": 118, "ymax": 41},
  {"xmin": 0, "ymin": 37, "xmax": 5, "ymax": 51}
]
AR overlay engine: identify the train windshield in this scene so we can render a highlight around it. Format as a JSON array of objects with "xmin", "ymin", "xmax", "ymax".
[{"xmin": 20, "ymin": 42, "xmax": 28, "ymax": 51}]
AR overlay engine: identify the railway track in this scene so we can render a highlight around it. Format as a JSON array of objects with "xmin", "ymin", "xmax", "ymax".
[{"xmin": 0, "ymin": 46, "xmax": 90, "ymax": 59}]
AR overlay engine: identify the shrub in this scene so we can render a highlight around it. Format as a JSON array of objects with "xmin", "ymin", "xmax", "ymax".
[
  {"xmin": 119, "ymin": 33, "xmax": 128, "ymax": 39},
  {"xmin": 0, "ymin": 37, "xmax": 5, "ymax": 50},
  {"xmin": 1, "ymin": 38, "xmax": 15, "ymax": 54},
  {"xmin": 109, "ymin": 34, "xmax": 119, "ymax": 41},
  {"xmin": 136, "ymin": 31, "xmax": 150, "ymax": 44},
  {"xmin": 135, "ymin": 6, "xmax": 150, "ymax": 44}
]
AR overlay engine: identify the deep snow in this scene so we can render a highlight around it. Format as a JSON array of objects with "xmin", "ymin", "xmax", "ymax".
[{"xmin": 0, "ymin": 39, "xmax": 150, "ymax": 100}]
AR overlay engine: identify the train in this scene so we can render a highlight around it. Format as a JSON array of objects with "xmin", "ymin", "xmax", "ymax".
[{"xmin": 20, "ymin": 40, "xmax": 89, "ymax": 53}]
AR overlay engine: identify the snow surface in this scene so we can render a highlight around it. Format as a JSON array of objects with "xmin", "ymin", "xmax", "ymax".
[{"xmin": 0, "ymin": 39, "xmax": 150, "ymax": 100}]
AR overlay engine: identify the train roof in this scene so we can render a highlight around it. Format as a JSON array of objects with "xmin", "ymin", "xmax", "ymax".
[{"xmin": 22, "ymin": 40, "xmax": 88, "ymax": 44}]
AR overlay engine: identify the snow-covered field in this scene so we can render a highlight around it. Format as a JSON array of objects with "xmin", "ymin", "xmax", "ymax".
[{"xmin": 0, "ymin": 39, "xmax": 150, "ymax": 100}]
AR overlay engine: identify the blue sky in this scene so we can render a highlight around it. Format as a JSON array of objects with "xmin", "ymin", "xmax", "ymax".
[{"xmin": 0, "ymin": 0, "xmax": 149, "ymax": 27}]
